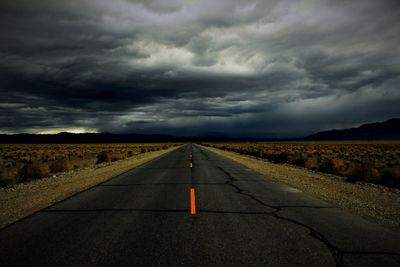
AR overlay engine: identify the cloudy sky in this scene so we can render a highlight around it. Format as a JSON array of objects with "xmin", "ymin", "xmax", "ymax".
[{"xmin": 1, "ymin": 0, "xmax": 399, "ymax": 137}]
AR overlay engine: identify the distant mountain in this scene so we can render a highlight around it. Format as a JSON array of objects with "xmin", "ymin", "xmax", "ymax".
[
  {"xmin": 305, "ymin": 118, "xmax": 400, "ymax": 140},
  {"xmin": 3, "ymin": 119, "xmax": 399, "ymax": 143},
  {"xmin": 0, "ymin": 132, "xmax": 268, "ymax": 143}
]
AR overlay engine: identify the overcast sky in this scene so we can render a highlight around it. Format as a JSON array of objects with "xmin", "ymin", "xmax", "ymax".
[{"xmin": 1, "ymin": 0, "xmax": 399, "ymax": 137}]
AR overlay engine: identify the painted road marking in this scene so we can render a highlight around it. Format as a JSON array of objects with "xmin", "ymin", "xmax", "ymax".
[{"xmin": 190, "ymin": 188, "xmax": 196, "ymax": 215}]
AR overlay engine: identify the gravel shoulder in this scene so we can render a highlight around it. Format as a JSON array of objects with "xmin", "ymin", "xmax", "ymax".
[
  {"xmin": 204, "ymin": 146, "xmax": 400, "ymax": 231},
  {"xmin": 0, "ymin": 146, "xmax": 180, "ymax": 229}
]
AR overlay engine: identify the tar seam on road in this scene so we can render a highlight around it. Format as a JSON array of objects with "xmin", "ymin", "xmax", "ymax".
[{"xmin": 41, "ymin": 208, "xmax": 188, "ymax": 213}]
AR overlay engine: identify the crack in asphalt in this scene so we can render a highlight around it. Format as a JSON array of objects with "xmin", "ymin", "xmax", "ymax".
[
  {"xmin": 42, "ymin": 208, "xmax": 188, "ymax": 213},
  {"xmin": 99, "ymin": 182, "xmax": 228, "ymax": 186},
  {"xmin": 197, "ymin": 146, "xmax": 210, "ymax": 160},
  {"xmin": 42, "ymin": 208, "xmax": 337, "ymax": 215},
  {"xmin": 271, "ymin": 205, "xmax": 336, "ymax": 209},
  {"xmin": 137, "ymin": 167, "xmax": 189, "ymax": 170},
  {"xmin": 195, "ymin": 146, "xmax": 349, "ymax": 265},
  {"xmin": 342, "ymin": 250, "xmax": 400, "ymax": 256},
  {"xmin": 211, "ymin": 159, "xmax": 400, "ymax": 267}
]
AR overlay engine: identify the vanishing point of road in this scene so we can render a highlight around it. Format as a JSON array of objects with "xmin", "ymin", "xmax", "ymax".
[{"xmin": 1, "ymin": 144, "xmax": 400, "ymax": 266}]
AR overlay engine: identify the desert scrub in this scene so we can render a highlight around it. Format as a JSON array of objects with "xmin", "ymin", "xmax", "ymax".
[
  {"xmin": 50, "ymin": 159, "xmax": 74, "ymax": 173},
  {"xmin": 96, "ymin": 151, "xmax": 113, "ymax": 163},
  {"xmin": 0, "ymin": 167, "xmax": 20, "ymax": 186},
  {"xmin": 0, "ymin": 143, "xmax": 179, "ymax": 187},
  {"xmin": 203, "ymin": 142, "xmax": 400, "ymax": 188},
  {"xmin": 20, "ymin": 163, "xmax": 50, "ymax": 181},
  {"xmin": 96, "ymin": 151, "xmax": 128, "ymax": 163}
]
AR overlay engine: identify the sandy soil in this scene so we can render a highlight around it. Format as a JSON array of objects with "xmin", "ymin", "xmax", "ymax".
[
  {"xmin": 0, "ymin": 146, "xmax": 180, "ymax": 229},
  {"xmin": 205, "ymin": 146, "xmax": 400, "ymax": 231}
]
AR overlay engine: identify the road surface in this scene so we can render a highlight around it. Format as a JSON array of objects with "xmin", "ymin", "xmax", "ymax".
[{"xmin": 1, "ymin": 144, "xmax": 400, "ymax": 266}]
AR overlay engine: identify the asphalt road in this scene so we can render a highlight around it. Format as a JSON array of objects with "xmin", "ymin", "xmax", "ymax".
[{"xmin": 1, "ymin": 144, "xmax": 400, "ymax": 266}]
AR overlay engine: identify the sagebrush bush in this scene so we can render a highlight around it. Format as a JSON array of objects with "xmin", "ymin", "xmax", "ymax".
[
  {"xmin": 20, "ymin": 163, "xmax": 50, "ymax": 181},
  {"xmin": 304, "ymin": 158, "xmax": 319, "ymax": 171},
  {"xmin": 273, "ymin": 152, "xmax": 289, "ymax": 163},
  {"xmin": 111, "ymin": 153, "xmax": 124, "ymax": 162},
  {"xmin": 0, "ymin": 167, "xmax": 20, "ymax": 186},
  {"xmin": 97, "ymin": 151, "xmax": 112, "ymax": 164},
  {"xmin": 96, "ymin": 151, "xmax": 127, "ymax": 163},
  {"xmin": 317, "ymin": 159, "xmax": 334, "ymax": 173},
  {"xmin": 289, "ymin": 153, "xmax": 305, "ymax": 166},
  {"xmin": 366, "ymin": 167, "xmax": 381, "ymax": 183},
  {"xmin": 381, "ymin": 167, "xmax": 400, "ymax": 188},
  {"xmin": 50, "ymin": 159, "xmax": 73, "ymax": 173},
  {"xmin": 345, "ymin": 163, "xmax": 382, "ymax": 183},
  {"xmin": 331, "ymin": 158, "xmax": 347, "ymax": 176}
]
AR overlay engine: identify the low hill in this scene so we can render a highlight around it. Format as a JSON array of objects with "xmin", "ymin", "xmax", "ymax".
[
  {"xmin": 0, "ymin": 132, "xmax": 259, "ymax": 143},
  {"xmin": 306, "ymin": 118, "xmax": 400, "ymax": 140}
]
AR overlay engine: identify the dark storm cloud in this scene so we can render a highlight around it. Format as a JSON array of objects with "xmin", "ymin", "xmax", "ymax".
[{"xmin": 1, "ymin": 0, "xmax": 400, "ymax": 136}]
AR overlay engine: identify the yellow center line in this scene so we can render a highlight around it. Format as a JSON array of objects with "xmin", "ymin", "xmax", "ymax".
[{"xmin": 190, "ymin": 188, "xmax": 196, "ymax": 215}]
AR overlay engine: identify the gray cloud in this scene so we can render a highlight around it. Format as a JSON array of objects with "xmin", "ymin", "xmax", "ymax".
[{"xmin": 0, "ymin": 0, "xmax": 400, "ymax": 136}]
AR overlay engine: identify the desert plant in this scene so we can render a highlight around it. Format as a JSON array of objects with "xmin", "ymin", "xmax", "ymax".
[
  {"xmin": 97, "ymin": 151, "xmax": 112, "ymax": 164},
  {"xmin": 20, "ymin": 163, "xmax": 50, "ymax": 181},
  {"xmin": 50, "ymin": 159, "xmax": 74, "ymax": 173},
  {"xmin": 0, "ymin": 167, "xmax": 21, "ymax": 186},
  {"xmin": 273, "ymin": 152, "xmax": 288, "ymax": 163},
  {"xmin": 289, "ymin": 153, "xmax": 305, "ymax": 167},
  {"xmin": 318, "ymin": 159, "xmax": 334, "ymax": 173},
  {"xmin": 331, "ymin": 158, "xmax": 347, "ymax": 176},
  {"xmin": 381, "ymin": 167, "xmax": 400, "ymax": 188},
  {"xmin": 304, "ymin": 158, "xmax": 319, "ymax": 171},
  {"xmin": 111, "ymin": 153, "xmax": 124, "ymax": 162}
]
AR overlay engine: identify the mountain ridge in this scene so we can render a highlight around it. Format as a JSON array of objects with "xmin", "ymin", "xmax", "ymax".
[
  {"xmin": 305, "ymin": 118, "xmax": 400, "ymax": 140},
  {"xmin": 0, "ymin": 118, "xmax": 399, "ymax": 142}
]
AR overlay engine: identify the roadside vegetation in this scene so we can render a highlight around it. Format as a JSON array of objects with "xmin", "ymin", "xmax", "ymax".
[
  {"xmin": 203, "ymin": 142, "xmax": 400, "ymax": 188},
  {"xmin": 0, "ymin": 143, "xmax": 177, "ymax": 187}
]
